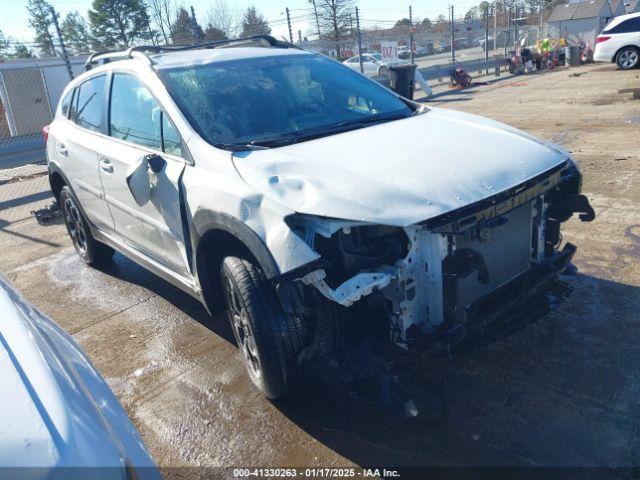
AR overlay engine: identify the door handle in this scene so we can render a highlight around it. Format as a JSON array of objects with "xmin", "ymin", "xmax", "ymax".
[
  {"xmin": 57, "ymin": 143, "xmax": 68, "ymax": 157},
  {"xmin": 99, "ymin": 158, "xmax": 114, "ymax": 173}
]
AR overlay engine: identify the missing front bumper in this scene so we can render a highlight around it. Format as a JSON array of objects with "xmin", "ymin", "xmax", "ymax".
[{"xmin": 407, "ymin": 243, "xmax": 576, "ymax": 350}]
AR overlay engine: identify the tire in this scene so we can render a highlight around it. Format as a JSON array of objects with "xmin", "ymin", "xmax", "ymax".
[
  {"xmin": 378, "ymin": 66, "xmax": 389, "ymax": 77},
  {"xmin": 221, "ymin": 256, "xmax": 306, "ymax": 399},
  {"xmin": 60, "ymin": 186, "xmax": 114, "ymax": 265},
  {"xmin": 616, "ymin": 47, "xmax": 640, "ymax": 70}
]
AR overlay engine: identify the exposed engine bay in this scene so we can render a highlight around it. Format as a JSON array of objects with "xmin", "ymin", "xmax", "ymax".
[{"xmin": 279, "ymin": 161, "xmax": 595, "ymax": 352}]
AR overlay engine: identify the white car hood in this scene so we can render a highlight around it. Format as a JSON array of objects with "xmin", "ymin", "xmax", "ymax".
[{"xmin": 233, "ymin": 107, "xmax": 568, "ymax": 226}]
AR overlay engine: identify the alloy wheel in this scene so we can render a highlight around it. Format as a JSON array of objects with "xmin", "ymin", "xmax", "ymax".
[
  {"xmin": 619, "ymin": 50, "xmax": 639, "ymax": 69},
  {"xmin": 224, "ymin": 277, "xmax": 261, "ymax": 379},
  {"xmin": 63, "ymin": 197, "xmax": 87, "ymax": 254}
]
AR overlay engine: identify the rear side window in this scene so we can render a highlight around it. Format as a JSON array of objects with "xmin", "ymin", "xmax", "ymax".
[
  {"xmin": 59, "ymin": 89, "xmax": 74, "ymax": 118},
  {"xmin": 605, "ymin": 17, "xmax": 640, "ymax": 33},
  {"xmin": 110, "ymin": 73, "xmax": 182, "ymax": 155},
  {"xmin": 72, "ymin": 75, "xmax": 106, "ymax": 132}
]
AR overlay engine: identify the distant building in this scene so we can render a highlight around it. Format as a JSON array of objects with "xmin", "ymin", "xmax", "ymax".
[
  {"xmin": 624, "ymin": 0, "xmax": 640, "ymax": 13},
  {"xmin": 610, "ymin": 0, "xmax": 628, "ymax": 15},
  {"xmin": 546, "ymin": 0, "xmax": 614, "ymax": 45}
]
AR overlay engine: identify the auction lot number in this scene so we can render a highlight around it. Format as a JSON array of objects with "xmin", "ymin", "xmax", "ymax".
[{"xmin": 233, "ymin": 468, "xmax": 400, "ymax": 478}]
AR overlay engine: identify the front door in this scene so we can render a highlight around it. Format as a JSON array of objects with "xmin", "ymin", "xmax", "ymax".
[{"xmin": 98, "ymin": 72, "xmax": 189, "ymax": 276}]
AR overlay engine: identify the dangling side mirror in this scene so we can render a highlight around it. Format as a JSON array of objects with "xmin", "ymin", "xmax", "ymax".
[{"xmin": 126, "ymin": 153, "xmax": 167, "ymax": 207}]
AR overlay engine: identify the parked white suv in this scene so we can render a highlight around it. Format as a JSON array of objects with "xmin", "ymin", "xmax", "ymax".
[
  {"xmin": 594, "ymin": 12, "xmax": 640, "ymax": 69},
  {"xmin": 46, "ymin": 36, "xmax": 594, "ymax": 399}
]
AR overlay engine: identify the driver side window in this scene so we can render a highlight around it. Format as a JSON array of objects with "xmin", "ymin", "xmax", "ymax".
[
  {"xmin": 109, "ymin": 73, "xmax": 182, "ymax": 156},
  {"xmin": 110, "ymin": 74, "xmax": 162, "ymax": 151}
]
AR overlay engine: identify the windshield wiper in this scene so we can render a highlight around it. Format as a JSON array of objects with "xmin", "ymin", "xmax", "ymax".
[
  {"xmin": 335, "ymin": 111, "xmax": 411, "ymax": 127},
  {"xmin": 215, "ymin": 143, "xmax": 270, "ymax": 152},
  {"xmin": 250, "ymin": 112, "xmax": 412, "ymax": 148}
]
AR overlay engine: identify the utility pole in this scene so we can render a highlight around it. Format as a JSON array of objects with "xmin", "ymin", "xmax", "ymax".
[
  {"xmin": 515, "ymin": 3, "xmax": 519, "ymax": 47},
  {"xmin": 286, "ymin": 7, "xmax": 294, "ymax": 43},
  {"xmin": 409, "ymin": 5, "xmax": 415, "ymax": 65},
  {"xmin": 309, "ymin": 0, "xmax": 321, "ymax": 40},
  {"xmin": 539, "ymin": 1, "xmax": 544, "ymax": 41},
  {"xmin": 298, "ymin": 29, "xmax": 302, "ymax": 44},
  {"xmin": 505, "ymin": 4, "xmax": 510, "ymax": 56},
  {"xmin": 190, "ymin": 6, "xmax": 200, "ymax": 45},
  {"xmin": 355, "ymin": 6, "xmax": 364, "ymax": 74},
  {"xmin": 485, "ymin": 4, "xmax": 490, "ymax": 73},
  {"xmin": 450, "ymin": 5, "xmax": 456, "ymax": 66},
  {"xmin": 49, "ymin": 6, "xmax": 73, "ymax": 81},
  {"xmin": 493, "ymin": 0, "xmax": 498, "ymax": 52}
]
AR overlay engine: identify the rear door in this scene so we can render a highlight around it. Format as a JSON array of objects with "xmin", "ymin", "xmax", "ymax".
[
  {"xmin": 97, "ymin": 72, "xmax": 189, "ymax": 276},
  {"xmin": 58, "ymin": 75, "xmax": 114, "ymax": 231}
]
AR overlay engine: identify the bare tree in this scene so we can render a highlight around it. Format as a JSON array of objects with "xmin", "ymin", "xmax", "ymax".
[
  {"xmin": 207, "ymin": 0, "xmax": 239, "ymax": 39},
  {"xmin": 316, "ymin": 0, "xmax": 353, "ymax": 60},
  {"xmin": 148, "ymin": 0, "xmax": 174, "ymax": 44}
]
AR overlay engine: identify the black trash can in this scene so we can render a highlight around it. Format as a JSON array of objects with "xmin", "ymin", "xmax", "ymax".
[{"xmin": 389, "ymin": 64, "xmax": 417, "ymax": 99}]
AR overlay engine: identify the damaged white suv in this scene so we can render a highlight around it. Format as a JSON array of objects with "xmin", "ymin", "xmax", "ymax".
[{"xmin": 46, "ymin": 36, "xmax": 594, "ymax": 399}]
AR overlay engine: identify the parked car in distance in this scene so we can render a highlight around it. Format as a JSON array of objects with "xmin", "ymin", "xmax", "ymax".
[
  {"xmin": 398, "ymin": 47, "xmax": 411, "ymax": 59},
  {"xmin": 594, "ymin": 12, "xmax": 640, "ymax": 69},
  {"xmin": 46, "ymin": 36, "xmax": 594, "ymax": 401},
  {"xmin": 414, "ymin": 46, "xmax": 427, "ymax": 57},
  {"xmin": 343, "ymin": 53, "xmax": 400, "ymax": 76},
  {"xmin": 0, "ymin": 274, "xmax": 159, "ymax": 478},
  {"xmin": 453, "ymin": 38, "xmax": 468, "ymax": 50}
]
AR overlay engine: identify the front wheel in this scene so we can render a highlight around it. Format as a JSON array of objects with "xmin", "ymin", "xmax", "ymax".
[
  {"xmin": 378, "ymin": 66, "xmax": 389, "ymax": 77},
  {"xmin": 220, "ymin": 256, "xmax": 307, "ymax": 399},
  {"xmin": 60, "ymin": 186, "xmax": 114, "ymax": 265},
  {"xmin": 617, "ymin": 47, "xmax": 640, "ymax": 70}
]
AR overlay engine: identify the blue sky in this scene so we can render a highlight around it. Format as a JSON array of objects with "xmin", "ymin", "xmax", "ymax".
[{"xmin": 0, "ymin": 0, "xmax": 481, "ymax": 47}]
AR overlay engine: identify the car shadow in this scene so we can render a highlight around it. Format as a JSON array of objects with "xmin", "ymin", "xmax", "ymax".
[
  {"xmin": 95, "ymin": 252, "xmax": 236, "ymax": 345},
  {"xmin": 93, "ymin": 251, "xmax": 640, "ymax": 470},
  {"xmin": 269, "ymin": 271, "xmax": 640, "ymax": 469}
]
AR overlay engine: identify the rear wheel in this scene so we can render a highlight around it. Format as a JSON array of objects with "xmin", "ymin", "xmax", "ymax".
[
  {"xmin": 220, "ymin": 256, "xmax": 307, "ymax": 399},
  {"xmin": 378, "ymin": 66, "xmax": 389, "ymax": 77},
  {"xmin": 60, "ymin": 186, "xmax": 114, "ymax": 265},
  {"xmin": 616, "ymin": 47, "xmax": 640, "ymax": 70}
]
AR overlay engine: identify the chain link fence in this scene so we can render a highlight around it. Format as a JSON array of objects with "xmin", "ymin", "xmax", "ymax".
[
  {"xmin": 298, "ymin": 7, "xmax": 552, "ymax": 86},
  {"xmin": 0, "ymin": 57, "xmax": 85, "ymax": 168}
]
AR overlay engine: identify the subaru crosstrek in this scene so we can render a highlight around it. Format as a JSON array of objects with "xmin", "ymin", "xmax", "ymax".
[{"xmin": 46, "ymin": 36, "xmax": 595, "ymax": 399}]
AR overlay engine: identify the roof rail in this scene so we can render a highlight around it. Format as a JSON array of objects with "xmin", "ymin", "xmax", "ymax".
[{"xmin": 83, "ymin": 35, "xmax": 300, "ymax": 71}]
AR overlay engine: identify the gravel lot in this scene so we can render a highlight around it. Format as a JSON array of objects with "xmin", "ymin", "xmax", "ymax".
[{"xmin": 1, "ymin": 63, "xmax": 639, "ymax": 477}]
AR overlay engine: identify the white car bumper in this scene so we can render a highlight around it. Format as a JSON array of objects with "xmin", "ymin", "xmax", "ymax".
[{"xmin": 593, "ymin": 44, "xmax": 614, "ymax": 63}]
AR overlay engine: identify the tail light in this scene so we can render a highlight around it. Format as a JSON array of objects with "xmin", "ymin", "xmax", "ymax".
[
  {"xmin": 596, "ymin": 36, "xmax": 611, "ymax": 44},
  {"xmin": 42, "ymin": 124, "xmax": 50, "ymax": 144}
]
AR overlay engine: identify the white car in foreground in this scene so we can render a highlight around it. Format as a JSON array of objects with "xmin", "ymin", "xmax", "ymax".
[
  {"xmin": 594, "ymin": 12, "xmax": 640, "ymax": 69},
  {"xmin": 46, "ymin": 36, "xmax": 594, "ymax": 400},
  {"xmin": 0, "ymin": 275, "xmax": 159, "ymax": 478}
]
